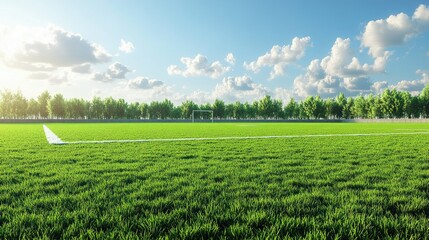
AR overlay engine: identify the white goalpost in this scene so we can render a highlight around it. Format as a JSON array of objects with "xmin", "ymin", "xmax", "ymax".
[{"xmin": 192, "ymin": 110, "xmax": 214, "ymax": 123}]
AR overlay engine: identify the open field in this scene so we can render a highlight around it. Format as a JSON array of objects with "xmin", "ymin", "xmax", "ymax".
[{"xmin": 1, "ymin": 123, "xmax": 429, "ymax": 239}]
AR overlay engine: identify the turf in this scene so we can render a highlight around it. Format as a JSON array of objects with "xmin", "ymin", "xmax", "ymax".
[
  {"xmin": 1, "ymin": 123, "xmax": 429, "ymax": 239},
  {"xmin": 48, "ymin": 122, "xmax": 429, "ymax": 141}
]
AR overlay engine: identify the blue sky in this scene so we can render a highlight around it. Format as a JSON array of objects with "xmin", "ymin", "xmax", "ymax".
[{"xmin": 0, "ymin": 0, "xmax": 428, "ymax": 104}]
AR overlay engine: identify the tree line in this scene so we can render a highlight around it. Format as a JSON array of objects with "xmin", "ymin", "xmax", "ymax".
[{"xmin": 1, "ymin": 85, "xmax": 429, "ymax": 120}]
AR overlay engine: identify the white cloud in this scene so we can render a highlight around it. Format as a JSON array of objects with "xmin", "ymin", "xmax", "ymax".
[
  {"xmin": 321, "ymin": 38, "xmax": 384, "ymax": 77},
  {"xmin": 27, "ymin": 70, "xmax": 68, "ymax": 85},
  {"xmin": 225, "ymin": 53, "xmax": 235, "ymax": 65},
  {"xmin": 244, "ymin": 36, "xmax": 311, "ymax": 79},
  {"xmin": 294, "ymin": 65, "xmax": 344, "ymax": 98},
  {"xmin": 414, "ymin": 4, "xmax": 429, "ymax": 26},
  {"xmin": 185, "ymin": 91, "xmax": 213, "ymax": 103},
  {"xmin": 0, "ymin": 25, "xmax": 111, "ymax": 71},
  {"xmin": 274, "ymin": 88, "xmax": 294, "ymax": 104},
  {"xmin": 72, "ymin": 63, "xmax": 92, "ymax": 73},
  {"xmin": 118, "ymin": 39, "xmax": 135, "ymax": 53},
  {"xmin": 293, "ymin": 38, "xmax": 379, "ymax": 98},
  {"xmin": 28, "ymin": 72, "xmax": 51, "ymax": 80},
  {"xmin": 167, "ymin": 54, "xmax": 230, "ymax": 79},
  {"xmin": 371, "ymin": 81, "xmax": 388, "ymax": 94},
  {"xmin": 48, "ymin": 71, "xmax": 69, "ymax": 85},
  {"xmin": 93, "ymin": 62, "xmax": 131, "ymax": 82},
  {"xmin": 127, "ymin": 77, "xmax": 164, "ymax": 89},
  {"xmin": 292, "ymin": 5, "xmax": 429, "ymax": 99},
  {"xmin": 213, "ymin": 76, "xmax": 269, "ymax": 102},
  {"xmin": 391, "ymin": 70, "xmax": 429, "ymax": 94},
  {"xmin": 361, "ymin": 4, "xmax": 429, "ymax": 59}
]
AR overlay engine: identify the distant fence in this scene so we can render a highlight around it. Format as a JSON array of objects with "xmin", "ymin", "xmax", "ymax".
[
  {"xmin": 0, "ymin": 119, "xmax": 342, "ymax": 123},
  {"xmin": 0, "ymin": 118, "xmax": 428, "ymax": 123}
]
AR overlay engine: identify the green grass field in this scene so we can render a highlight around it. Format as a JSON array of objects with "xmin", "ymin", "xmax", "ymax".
[{"xmin": 1, "ymin": 123, "xmax": 429, "ymax": 239}]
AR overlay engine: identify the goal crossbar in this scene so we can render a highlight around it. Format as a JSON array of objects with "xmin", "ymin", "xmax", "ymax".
[{"xmin": 192, "ymin": 110, "xmax": 214, "ymax": 123}]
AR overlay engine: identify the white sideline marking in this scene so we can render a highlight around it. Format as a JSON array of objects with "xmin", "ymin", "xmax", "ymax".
[
  {"xmin": 43, "ymin": 125, "xmax": 65, "ymax": 145},
  {"xmin": 54, "ymin": 131, "xmax": 429, "ymax": 145}
]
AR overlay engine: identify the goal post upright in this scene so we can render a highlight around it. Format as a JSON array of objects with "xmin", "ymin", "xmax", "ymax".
[{"xmin": 192, "ymin": 110, "xmax": 214, "ymax": 123}]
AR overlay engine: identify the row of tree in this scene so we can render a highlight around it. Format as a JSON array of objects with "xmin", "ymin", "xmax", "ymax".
[{"xmin": 1, "ymin": 85, "xmax": 429, "ymax": 120}]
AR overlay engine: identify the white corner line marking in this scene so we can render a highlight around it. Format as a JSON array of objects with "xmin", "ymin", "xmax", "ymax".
[
  {"xmin": 59, "ymin": 131, "xmax": 429, "ymax": 145},
  {"xmin": 43, "ymin": 125, "xmax": 65, "ymax": 145}
]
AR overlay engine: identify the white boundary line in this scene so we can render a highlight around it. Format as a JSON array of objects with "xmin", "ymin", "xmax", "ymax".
[
  {"xmin": 43, "ymin": 125, "xmax": 65, "ymax": 145},
  {"xmin": 41, "ymin": 125, "xmax": 429, "ymax": 145}
]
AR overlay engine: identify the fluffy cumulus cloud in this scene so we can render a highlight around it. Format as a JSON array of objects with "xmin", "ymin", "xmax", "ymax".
[
  {"xmin": 294, "ymin": 4, "xmax": 429, "ymax": 99},
  {"xmin": 93, "ymin": 62, "xmax": 131, "ymax": 82},
  {"xmin": 0, "ymin": 25, "xmax": 111, "ymax": 71},
  {"xmin": 213, "ymin": 76, "xmax": 269, "ymax": 102},
  {"xmin": 274, "ymin": 88, "xmax": 294, "ymax": 104},
  {"xmin": 371, "ymin": 81, "xmax": 388, "ymax": 94},
  {"xmin": 244, "ymin": 37, "xmax": 311, "ymax": 79},
  {"xmin": 391, "ymin": 70, "xmax": 429, "ymax": 94},
  {"xmin": 361, "ymin": 4, "xmax": 429, "ymax": 59},
  {"xmin": 127, "ymin": 77, "xmax": 164, "ymax": 89},
  {"xmin": 225, "ymin": 53, "xmax": 235, "ymax": 65},
  {"xmin": 294, "ymin": 38, "xmax": 382, "ymax": 98},
  {"xmin": 321, "ymin": 38, "xmax": 385, "ymax": 77},
  {"xmin": 167, "ymin": 54, "xmax": 230, "ymax": 79},
  {"xmin": 118, "ymin": 39, "xmax": 135, "ymax": 53}
]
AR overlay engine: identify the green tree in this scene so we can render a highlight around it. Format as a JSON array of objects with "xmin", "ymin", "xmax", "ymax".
[
  {"xmin": 381, "ymin": 89, "xmax": 394, "ymax": 118},
  {"xmin": 401, "ymin": 91, "xmax": 412, "ymax": 118},
  {"xmin": 233, "ymin": 101, "xmax": 245, "ymax": 119},
  {"xmin": 273, "ymin": 99, "xmax": 284, "ymax": 119},
  {"xmin": 244, "ymin": 102, "xmax": 257, "ymax": 119},
  {"xmin": 258, "ymin": 95, "xmax": 274, "ymax": 119},
  {"xmin": 284, "ymin": 98, "xmax": 299, "ymax": 119},
  {"xmin": 314, "ymin": 96, "xmax": 326, "ymax": 119},
  {"xmin": 212, "ymin": 99, "xmax": 225, "ymax": 119},
  {"xmin": 180, "ymin": 100, "xmax": 199, "ymax": 119},
  {"xmin": 66, "ymin": 98, "xmax": 87, "ymax": 119},
  {"xmin": 367, "ymin": 94, "xmax": 383, "ymax": 119},
  {"xmin": 225, "ymin": 103, "xmax": 234, "ymax": 119},
  {"xmin": 126, "ymin": 102, "xmax": 140, "ymax": 119},
  {"xmin": 160, "ymin": 99, "xmax": 174, "ymax": 119},
  {"xmin": 171, "ymin": 106, "xmax": 182, "ymax": 119},
  {"xmin": 48, "ymin": 94, "xmax": 66, "ymax": 118},
  {"xmin": 298, "ymin": 101, "xmax": 308, "ymax": 119},
  {"xmin": 103, "ymin": 97, "xmax": 117, "ymax": 119},
  {"xmin": 420, "ymin": 84, "xmax": 429, "ymax": 117},
  {"xmin": 90, "ymin": 97, "xmax": 105, "ymax": 119},
  {"xmin": 0, "ymin": 90, "xmax": 14, "ymax": 118},
  {"xmin": 342, "ymin": 97, "xmax": 354, "ymax": 119},
  {"xmin": 335, "ymin": 93, "xmax": 346, "ymax": 118},
  {"xmin": 410, "ymin": 95, "xmax": 421, "ymax": 118},
  {"xmin": 116, "ymin": 99, "xmax": 127, "ymax": 119},
  {"xmin": 12, "ymin": 91, "xmax": 28, "ymax": 118},
  {"xmin": 37, "ymin": 91, "xmax": 51, "ymax": 119},
  {"xmin": 302, "ymin": 96, "xmax": 317, "ymax": 119},
  {"xmin": 391, "ymin": 89, "xmax": 404, "ymax": 118},
  {"xmin": 27, "ymin": 98, "xmax": 39, "ymax": 119},
  {"xmin": 139, "ymin": 103, "xmax": 149, "ymax": 119},
  {"xmin": 353, "ymin": 95, "xmax": 367, "ymax": 119},
  {"xmin": 324, "ymin": 98, "xmax": 336, "ymax": 119}
]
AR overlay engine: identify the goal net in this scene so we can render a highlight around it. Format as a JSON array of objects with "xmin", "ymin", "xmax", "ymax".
[{"xmin": 192, "ymin": 110, "xmax": 214, "ymax": 123}]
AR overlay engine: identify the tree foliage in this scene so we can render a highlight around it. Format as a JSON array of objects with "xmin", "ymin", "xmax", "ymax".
[{"xmin": 2, "ymin": 85, "xmax": 429, "ymax": 120}]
